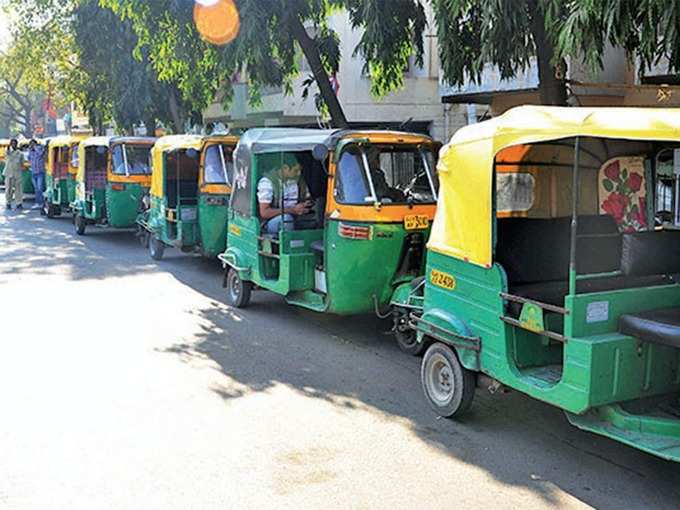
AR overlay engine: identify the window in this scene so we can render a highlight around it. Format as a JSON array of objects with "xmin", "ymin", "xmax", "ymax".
[
  {"xmin": 204, "ymin": 144, "xmax": 234, "ymax": 185},
  {"xmin": 496, "ymin": 173, "xmax": 535, "ymax": 213},
  {"xmin": 70, "ymin": 144, "xmax": 79, "ymax": 169},
  {"xmin": 334, "ymin": 144, "xmax": 437, "ymax": 205},
  {"xmin": 112, "ymin": 144, "xmax": 152, "ymax": 176}
]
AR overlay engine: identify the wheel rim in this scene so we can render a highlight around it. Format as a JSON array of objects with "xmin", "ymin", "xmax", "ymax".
[
  {"xmin": 229, "ymin": 272, "xmax": 241, "ymax": 301},
  {"xmin": 426, "ymin": 353, "xmax": 454, "ymax": 405}
]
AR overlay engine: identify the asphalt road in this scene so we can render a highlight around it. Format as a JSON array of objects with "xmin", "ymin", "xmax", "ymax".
[{"xmin": 1, "ymin": 194, "xmax": 679, "ymax": 509}]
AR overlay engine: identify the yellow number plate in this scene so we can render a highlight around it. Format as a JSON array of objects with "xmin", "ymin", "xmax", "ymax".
[
  {"xmin": 430, "ymin": 269, "xmax": 456, "ymax": 290},
  {"xmin": 404, "ymin": 214, "xmax": 429, "ymax": 230},
  {"xmin": 229, "ymin": 224, "xmax": 241, "ymax": 236}
]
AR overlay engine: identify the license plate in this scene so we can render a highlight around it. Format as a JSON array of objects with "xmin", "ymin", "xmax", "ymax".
[{"xmin": 404, "ymin": 214, "xmax": 429, "ymax": 230}]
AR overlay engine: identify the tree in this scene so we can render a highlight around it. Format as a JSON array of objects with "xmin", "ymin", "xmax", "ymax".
[
  {"xmin": 555, "ymin": 1, "xmax": 680, "ymax": 78},
  {"xmin": 423, "ymin": 0, "xmax": 567, "ymax": 106}
]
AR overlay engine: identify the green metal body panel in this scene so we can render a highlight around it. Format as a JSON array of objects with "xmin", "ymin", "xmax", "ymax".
[
  {"xmin": 74, "ymin": 183, "xmax": 146, "ymax": 229},
  {"xmin": 415, "ymin": 249, "xmax": 680, "ymax": 461},
  {"xmin": 66, "ymin": 176, "xmax": 77, "ymax": 205},
  {"xmin": 197, "ymin": 193, "xmax": 229, "ymax": 257},
  {"xmin": 225, "ymin": 213, "xmax": 429, "ymax": 315},
  {"xmin": 145, "ymin": 195, "xmax": 199, "ymax": 249},
  {"xmin": 0, "ymin": 161, "xmax": 5, "ymax": 184},
  {"xmin": 45, "ymin": 174, "xmax": 70, "ymax": 207},
  {"xmin": 22, "ymin": 169, "xmax": 34, "ymax": 194}
]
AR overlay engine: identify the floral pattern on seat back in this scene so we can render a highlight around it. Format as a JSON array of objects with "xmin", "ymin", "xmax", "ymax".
[{"xmin": 598, "ymin": 156, "xmax": 647, "ymax": 233}]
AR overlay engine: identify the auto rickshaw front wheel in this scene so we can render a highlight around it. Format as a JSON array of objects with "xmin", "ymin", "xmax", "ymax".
[
  {"xmin": 421, "ymin": 342, "xmax": 475, "ymax": 418},
  {"xmin": 44, "ymin": 202, "xmax": 60, "ymax": 219},
  {"xmin": 74, "ymin": 213, "xmax": 87, "ymax": 236},
  {"xmin": 149, "ymin": 235, "xmax": 165, "ymax": 261},
  {"xmin": 226, "ymin": 268, "xmax": 252, "ymax": 308}
]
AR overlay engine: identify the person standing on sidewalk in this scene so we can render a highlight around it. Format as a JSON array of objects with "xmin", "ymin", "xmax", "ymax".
[
  {"xmin": 27, "ymin": 139, "xmax": 46, "ymax": 209},
  {"xmin": 4, "ymin": 139, "xmax": 25, "ymax": 210}
]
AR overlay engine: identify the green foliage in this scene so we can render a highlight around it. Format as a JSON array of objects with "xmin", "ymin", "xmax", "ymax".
[
  {"xmin": 345, "ymin": 0, "xmax": 426, "ymax": 96},
  {"xmin": 556, "ymin": 0, "xmax": 680, "ymax": 75}
]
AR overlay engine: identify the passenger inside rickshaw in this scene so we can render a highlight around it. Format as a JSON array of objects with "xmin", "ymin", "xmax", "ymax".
[
  {"xmin": 494, "ymin": 137, "xmax": 680, "ymax": 372},
  {"xmin": 256, "ymin": 152, "xmax": 326, "ymax": 236},
  {"xmin": 165, "ymin": 149, "xmax": 200, "ymax": 208},
  {"xmin": 84, "ymin": 146, "xmax": 108, "ymax": 193}
]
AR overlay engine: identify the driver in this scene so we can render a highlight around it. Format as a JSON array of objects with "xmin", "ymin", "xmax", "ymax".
[
  {"xmin": 257, "ymin": 155, "xmax": 311, "ymax": 234},
  {"xmin": 366, "ymin": 147, "xmax": 405, "ymax": 203}
]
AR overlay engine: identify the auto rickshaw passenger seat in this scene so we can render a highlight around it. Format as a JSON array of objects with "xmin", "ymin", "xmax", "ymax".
[{"xmin": 619, "ymin": 308, "xmax": 680, "ymax": 349}]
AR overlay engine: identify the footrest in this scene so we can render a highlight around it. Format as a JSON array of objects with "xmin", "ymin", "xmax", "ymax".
[{"xmin": 619, "ymin": 307, "xmax": 680, "ymax": 348}]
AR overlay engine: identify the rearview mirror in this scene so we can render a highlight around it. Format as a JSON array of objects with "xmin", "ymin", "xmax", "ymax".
[{"xmin": 312, "ymin": 144, "xmax": 329, "ymax": 162}]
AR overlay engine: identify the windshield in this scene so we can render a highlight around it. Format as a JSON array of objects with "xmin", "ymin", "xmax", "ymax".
[
  {"xmin": 334, "ymin": 144, "xmax": 437, "ymax": 205},
  {"xmin": 112, "ymin": 144, "xmax": 152, "ymax": 175},
  {"xmin": 204, "ymin": 144, "xmax": 234, "ymax": 185}
]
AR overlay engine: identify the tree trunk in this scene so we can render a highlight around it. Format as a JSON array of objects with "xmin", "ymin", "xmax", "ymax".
[
  {"xmin": 168, "ymin": 89, "xmax": 184, "ymax": 133},
  {"xmin": 529, "ymin": 0, "xmax": 568, "ymax": 106},
  {"xmin": 290, "ymin": 16, "xmax": 348, "ymax": 128}
]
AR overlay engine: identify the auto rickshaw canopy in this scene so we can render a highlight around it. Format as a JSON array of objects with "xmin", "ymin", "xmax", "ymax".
[
  {"xmin": 429, "ymin": 105, "xmax": 680, "ymax": 268},
  {"xmin": 150, "ymin": 135, "xmax": 203, "ymax": 198}
]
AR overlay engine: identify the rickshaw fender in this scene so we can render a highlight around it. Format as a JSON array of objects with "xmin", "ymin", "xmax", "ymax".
[
  {"xmin": 219, "ymin": 247, "xmax": 251, "ymax": 278},
  {"xmin": 418, "ymin": 308, "xmax": 480, "ymax": 372},
  {"xmin": 389, "ymin": 282, "xmax": 413, "ymax": 308}
]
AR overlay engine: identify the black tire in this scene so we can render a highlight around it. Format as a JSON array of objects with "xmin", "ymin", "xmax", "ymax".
[
  {"xmin": 74, "ymin": 213, "xmax": 87, "ymax": 236},
  {"xmin": 394, "ymin": 310, "xmax": 428, "ymax": 356},
  {"xmin": 226, "ymin": 267, "xmax": 252, "ymax": 308},
  {"xmin": 149, "ymin": 235, "xmax": 165, "ymax": 261},
  {"xmin": 44, "ymin": 201, "xmax": 56, "ymax": 219},
  {"xmin": 421, "ymin": 342, "xmax": 475, "ymax": 418}
]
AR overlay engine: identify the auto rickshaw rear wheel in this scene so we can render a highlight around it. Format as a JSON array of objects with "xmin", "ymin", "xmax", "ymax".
[
  {"xmin": 149, "ymin": 235, "xmax": 165, "ymax": 261},
  {"xmin": 226, "ymin": 268, "xmax": 252, "ymax": 308},
  {"xmin": 394, "ymin": 310, "xmax": 428, "ymax": 356},
  {"xmin": 421, "ymin": 342, "xmax": 475, "ymax": 418},
  {"xmin": 44, "ymin": 202, "xmax": 59, "ymax": 219},
  {"xmin": 74, "ymin": 213, "xmax": 87, "ymax": 235}
]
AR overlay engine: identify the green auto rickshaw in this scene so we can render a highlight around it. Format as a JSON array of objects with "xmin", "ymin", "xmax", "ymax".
[
  {"xmin": 219, "ymin": 128, "xmax": 438, "ymax": 323},
  {"xmin": 138, "ymin": 134, "xmax": 239, "ymax": 260},
  {"xmin": 72, "ymin": 136, "xmax": 156, "ymax": 235},
  {"xmin": 395, "ymin": 105, "xmax": 680, "ymax": 462},
  {"xmin": 44, "ymin": 135, "xmax": 85, "ymax": 218}
]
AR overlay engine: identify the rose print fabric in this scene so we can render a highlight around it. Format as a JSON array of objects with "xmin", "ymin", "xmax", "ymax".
[{"xmin": 598, "ymin": 157, "xmax": 647, "ymax": 233}]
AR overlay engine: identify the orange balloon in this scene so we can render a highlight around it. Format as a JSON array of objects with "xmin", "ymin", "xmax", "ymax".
[{"xmin": 194, "ymin": 0, "xmax": 241, "ymax": 45}]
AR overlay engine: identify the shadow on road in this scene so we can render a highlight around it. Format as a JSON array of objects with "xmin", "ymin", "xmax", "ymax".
[{"xmin": 164, "ymin": 300, "xmax": 680, "ymax": 509}]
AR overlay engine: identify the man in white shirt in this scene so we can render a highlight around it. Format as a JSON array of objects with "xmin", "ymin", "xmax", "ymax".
[{"xmin": 257, "ymin": 157, "xmax": 311, "ymax": 234}]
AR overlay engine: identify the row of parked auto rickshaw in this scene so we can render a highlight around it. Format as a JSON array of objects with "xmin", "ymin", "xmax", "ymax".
[{"xmin": 4, "ymin": 105, "xmax": 680, "ymax": 463}]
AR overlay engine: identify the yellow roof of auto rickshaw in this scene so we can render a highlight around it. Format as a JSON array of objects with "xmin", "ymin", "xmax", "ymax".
[
  {"xmin": 49, "ymin": 135, "xmax": 86, "ymax": 148},
  {"xmin": 153, "ymin": 134, "xmax": 204, "ymax": 153},
  {"xmin": 429, "ymin": 105, "xmax": 680, "ymax": 268},
  {"xmin": 80, "ymin": 136, "xmax": 112, "ymax": 149},
  {"xmin": 202, "ymin": 134, "xmax": 239, "ymax": 147}
]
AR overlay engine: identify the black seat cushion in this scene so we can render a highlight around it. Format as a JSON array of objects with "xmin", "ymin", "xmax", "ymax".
[
  {"xmin": 497, "ymin": 215, "xmax": 620, "ymax": 285},
  {"xmin": 508, "ymin": 274, "xmax": 672, "ymax": 317},
  {"xmin": 619, "ymin": 308, "xmax": 680, "ymax": 348},
  {"xmin": 621, "ymin": 231, "xmax": 680, "ymax": 276}
]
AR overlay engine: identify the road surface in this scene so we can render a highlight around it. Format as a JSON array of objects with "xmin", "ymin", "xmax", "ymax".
[{"xmin": 0, "ymin": 195, "xmax": 678, "ymax": 509}]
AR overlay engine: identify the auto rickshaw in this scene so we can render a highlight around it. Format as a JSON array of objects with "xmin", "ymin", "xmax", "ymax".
[
  {"xmin": 44, "ymin": 135, "xmax": 83, "ymax": 217},
  {"xmin": 394, "ymin": 105, "xmax": 680, "ymax": 462},
  {"xmin": 218, "ymin": 128, "xmax": 438, "ymax": 319},
  {"xmin": 138, "ymin": 134, "xmax": 239, "ymax": 259},
  {"xmin": 72, "ymin": 136, "xmax": 156, "ymax": 235}
]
